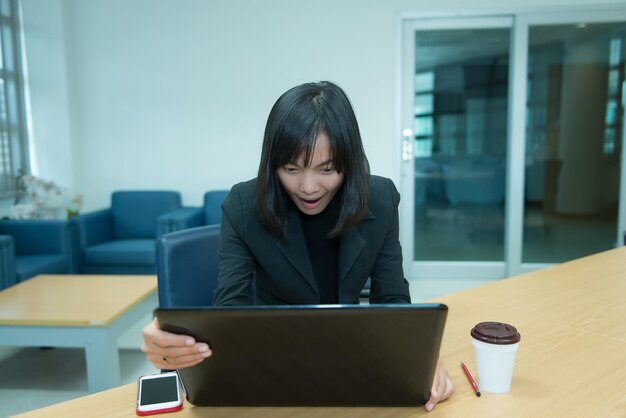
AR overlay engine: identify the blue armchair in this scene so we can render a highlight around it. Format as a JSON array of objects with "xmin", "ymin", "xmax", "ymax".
[
  {"xmin": 167, "ymin": 190, "xmax": 230, "ymax": 232},
  {"xmin": 71, "ymin": 191, "xmax": 196, "ymax": 274},
  {"xmin": 0, "ymin": 220, "xmax": 75, "ymax": 290},
  {"xmin": 202, "ymin": 190, "xmax": 229, "ymax": 225},
  {"xmin": 156, "ymin": 225, "xmax": 220, "ymax": 307}
]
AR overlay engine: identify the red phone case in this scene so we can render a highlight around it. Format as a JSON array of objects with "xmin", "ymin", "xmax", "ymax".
[{"xmin": 136, "ymin": 403, "xmax": 183, "ymax": 416}]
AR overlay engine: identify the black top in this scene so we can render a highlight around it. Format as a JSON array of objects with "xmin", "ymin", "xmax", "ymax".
[
  {"xmin": 214, "ymin": 175, "xmax": 411, "ymax": 306},
  {"xmin": 298, "ymin": 198, "xmax": 340, "ymax": 304}
]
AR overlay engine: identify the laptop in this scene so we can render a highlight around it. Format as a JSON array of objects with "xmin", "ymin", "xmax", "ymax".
[{"xmin": 155, "ymin": 303, "xmax": 447, "ymax": 406}]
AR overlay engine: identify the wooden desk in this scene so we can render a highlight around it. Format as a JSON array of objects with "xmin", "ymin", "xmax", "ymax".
[
  {"xmin": 0, "ymin": 274, "xmax": 157, "ymax": 393},
  {"xmin": 13, "ymin": 248, "xmax": 626, "ymax": 417}
]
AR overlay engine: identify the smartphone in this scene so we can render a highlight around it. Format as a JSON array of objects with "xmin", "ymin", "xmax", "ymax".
[{"xmin": 136, "ymin": 372, "xmax": 183, "ymax": 416}]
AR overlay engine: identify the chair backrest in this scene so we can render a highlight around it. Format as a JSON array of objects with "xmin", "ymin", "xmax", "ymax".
[
  {"xmin": 0, "ymin": 220, "xmax": 71, "ymax": 255},
  {"xmin": 203, "ymin": 190, "xmax": 230, "ymax": 225},
  {"xmin": 111, "ymin": 191, "xmax": 182, "ymax": 239},
  {"xmin": 156, "ymin": 225, "xmax": 220, "ymax": 307}
]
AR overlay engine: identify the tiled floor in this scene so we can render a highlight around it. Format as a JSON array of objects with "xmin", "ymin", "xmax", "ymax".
[
  {"xmin": 414, "ymin": 203, "xmax": 617, "ymax": 263},
  {"xmin": 1, "ymin": 315, "xmax": 159, "ymax": 417}
]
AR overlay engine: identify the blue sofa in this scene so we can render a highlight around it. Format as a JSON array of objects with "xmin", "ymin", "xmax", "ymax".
[
  {"xmin": 0, "ymin": 220, "xmax": 75, "ymax": 290},
  {"xmin": 167, "ymin": 190, "xmax": 230, "ymax": 232},
  {"xmin": 71, "ymin": 191, "xmax": 197, "ymax": 274}
]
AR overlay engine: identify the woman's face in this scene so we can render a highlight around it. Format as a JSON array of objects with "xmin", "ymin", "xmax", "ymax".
[{"xmin": 277, "ymin": 132, "xmax": 344, "ymax": 216}]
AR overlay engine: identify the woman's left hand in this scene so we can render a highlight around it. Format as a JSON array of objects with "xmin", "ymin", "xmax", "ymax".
[{"xmin": 424, "ymin": 360, "xmax": 454, "ymax": 412}]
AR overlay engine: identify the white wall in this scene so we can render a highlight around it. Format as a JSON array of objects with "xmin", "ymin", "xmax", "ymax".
[{"xmin": 20, "ymin": 0, "xmax": 625, "ymax": 211}]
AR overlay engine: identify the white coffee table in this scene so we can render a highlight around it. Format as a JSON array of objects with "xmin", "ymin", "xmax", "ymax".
[{"xmin": 0, "ymin": 274, "xmax": 157, "ymax": 393}]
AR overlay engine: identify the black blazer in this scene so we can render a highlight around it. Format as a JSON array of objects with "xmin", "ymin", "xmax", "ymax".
[{"xmin": 213, "ymin": 175, "xmax": 411, "ymax": 305}]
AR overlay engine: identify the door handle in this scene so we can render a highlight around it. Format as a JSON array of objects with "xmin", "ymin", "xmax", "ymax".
[{"xmin": 402, "ymin": 129, "xmax": 413, "ymax": 162}]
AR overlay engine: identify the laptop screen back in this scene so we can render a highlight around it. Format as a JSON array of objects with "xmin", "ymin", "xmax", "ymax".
[{"xmin": 156, "ymin": 303, "xmax": 447, "ymax": 406}]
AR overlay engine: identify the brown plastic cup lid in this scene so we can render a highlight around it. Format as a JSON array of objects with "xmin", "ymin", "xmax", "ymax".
[{"xmin": 471, "ymin": 322, "xmax": 521, "ymax": 345}]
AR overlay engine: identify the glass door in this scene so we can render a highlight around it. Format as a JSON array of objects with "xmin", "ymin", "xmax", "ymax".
[
  {"xmin": 400, "ymin": 7, "xmax": 626, "ymax": 282},
  {"xmin": 400, "ymin": 17, "xmax": 515, "ymax": 280}
]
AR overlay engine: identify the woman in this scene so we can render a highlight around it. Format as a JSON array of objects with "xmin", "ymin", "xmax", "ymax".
[{"xmin": 142, "ymin": 81, "xmax": 453, "ymax": 411}]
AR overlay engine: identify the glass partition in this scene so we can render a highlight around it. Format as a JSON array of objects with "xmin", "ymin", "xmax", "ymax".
[{"xmin": 523, "ymin": 22, "xmax": 626, "ymax": 263}]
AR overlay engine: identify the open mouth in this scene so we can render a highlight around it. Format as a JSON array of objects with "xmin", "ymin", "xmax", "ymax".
[{"xmin": 300, "ymin": 196, "xmax": 323, "ymax": 209}]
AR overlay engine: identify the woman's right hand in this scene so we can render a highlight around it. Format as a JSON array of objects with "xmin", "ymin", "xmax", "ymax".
[{"xmin": 141, "ymin": 317, "xmax": 212, "ymax": 369}]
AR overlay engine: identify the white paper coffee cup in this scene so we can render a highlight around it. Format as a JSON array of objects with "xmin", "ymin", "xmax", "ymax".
[{"xmin": 470, "ymin": 322, "xmax": 521, "ymax": 394}]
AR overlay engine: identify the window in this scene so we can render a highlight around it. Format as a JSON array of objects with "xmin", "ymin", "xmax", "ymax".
[{"xmin": 0, "ymin": 0, "xmax": 29, "ymax": 200}]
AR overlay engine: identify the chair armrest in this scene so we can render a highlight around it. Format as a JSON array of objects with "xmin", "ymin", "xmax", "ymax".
[
  {"xmin": 360, "ymin": 277, "xmax": 371, "ymax": 298},
  {"xmin": 157, "ymin": 207, "xmax": 204, "ymax": 235},
  {"xmin": 0, "ymin": 235, "xmax": 16, "ymax": 290},
  {"xmin": 70, "ymin": 209, "xmax": 113, "ymax": 247}
]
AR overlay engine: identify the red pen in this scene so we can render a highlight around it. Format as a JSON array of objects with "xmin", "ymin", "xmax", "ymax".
[{"xmin": 461, "ymin": 362, "xmax": 481, "ymax": 397}]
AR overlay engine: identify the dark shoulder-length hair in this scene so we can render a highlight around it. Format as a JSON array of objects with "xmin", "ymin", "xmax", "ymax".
[{"xmin": 255, "ymin": 81, "xmax": 370, "ymax": 239}]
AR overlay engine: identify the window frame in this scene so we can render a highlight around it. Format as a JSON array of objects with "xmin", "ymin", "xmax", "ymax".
[{"xmin": 0, "ymin": 0, "xmax": 29, "ymax": 202}]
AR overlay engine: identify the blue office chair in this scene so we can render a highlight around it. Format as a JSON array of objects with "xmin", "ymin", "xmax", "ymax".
[
  {"xmin": 0, "ymin": 220, "xmax": 75, "ymax": 290},
  {"xmin": 156, "ymin": 225, "xmax": 220, "ymax": 307},
  {"xmin": 71, "ymin": 191, "xmax": 196, "ymax": 274}
]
